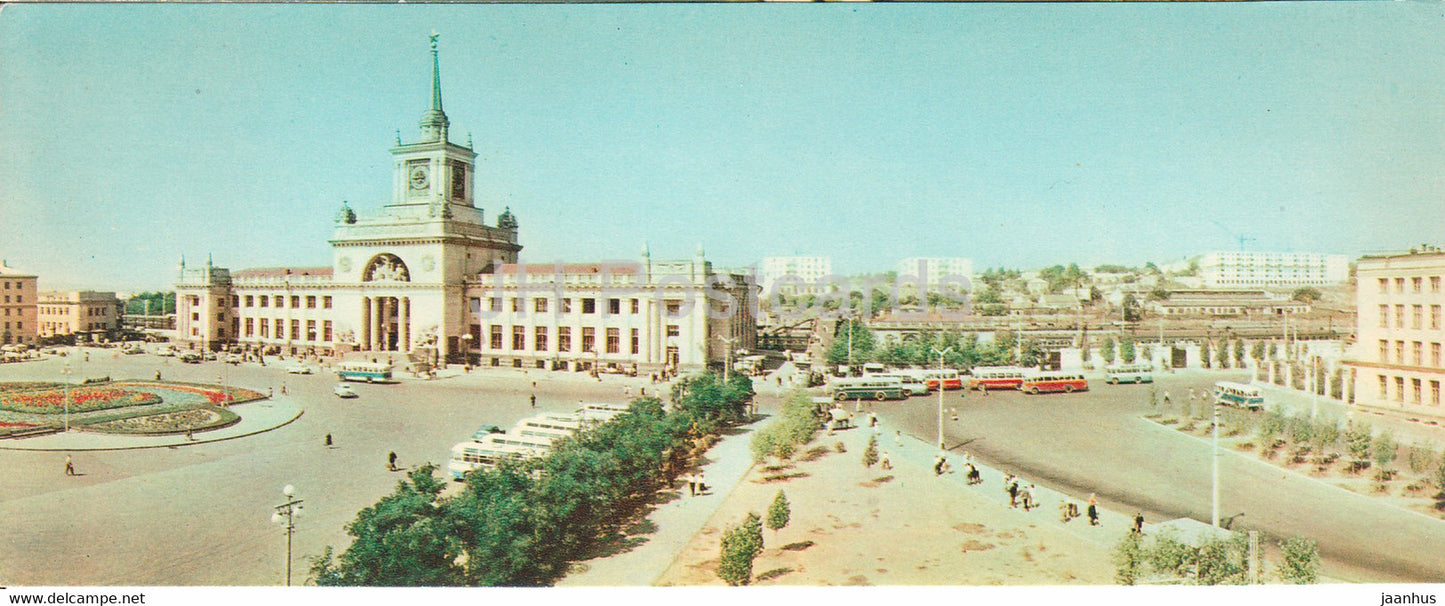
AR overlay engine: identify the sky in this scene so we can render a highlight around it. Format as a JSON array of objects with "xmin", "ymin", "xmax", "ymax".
[{"xmin": 1, "ymin": 3, "xmax": 1443, "ymax": 292}]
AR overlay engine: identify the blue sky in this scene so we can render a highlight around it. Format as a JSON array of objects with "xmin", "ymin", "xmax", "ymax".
[{"xmin": 2, "ymin": 3, "xmax": 1442, "ymax": 292}]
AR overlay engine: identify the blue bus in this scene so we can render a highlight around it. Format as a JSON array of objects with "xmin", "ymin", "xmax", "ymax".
[
  {"xmin": 337, "ymin": 361, "xmax": 394, "ymax": 383},
  {"xmin": 1214, "ymin": 382, "xmax": 1264, "ymax": 410}
]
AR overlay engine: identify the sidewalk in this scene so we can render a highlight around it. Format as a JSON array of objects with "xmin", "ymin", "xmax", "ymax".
[
  {"xmin": 0, "ymin": 399, "xmax": 302, "ymax": 451},
  {"xmin": 557, "ymin": 421, "xmax": 758, "ymax": 586},
  {"xmin": 1252, "ymin": 379, "xmax": 1445, "ymax": 450}
]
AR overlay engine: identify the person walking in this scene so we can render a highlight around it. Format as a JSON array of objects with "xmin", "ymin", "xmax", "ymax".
[
  {"xmin": 1162, "ymin": 390, "xmax": 1171, "ymax": 406},
  {"xmin": 880, "ymin": 452, "xmax": 892, "ymax": 470},
  {"xmin": 387, "ymin": 451, "xmax": 398, "ymax": 471},
  {"xmin": 1132, "ymin": 512, "xmax": 1144, "ymax": 534},
  {"xmin": 324, "ymin": 433, "xmax": 333, "ymax": 448},
  {"xmin": 1008, "ymin": 478, "xmax": 1020, "ymax": 508},
  {"xmin": 685, "ymin": 473, "xmax": 697, "ymax": 496},
  {"xmin": 1022, "ymin": 484, "xmax": 1037, "ymax": 511},
  {"xmin": 64, "ymin": 454, "xmax": 76, "ymax": 477},
  {"xmin": 1087, "ymin": 494, "xmax": 1100, "ymax": 526},
  {"xmin": 695, "ymin": 471, "xmax": 708, "ymax": 495},
  {"xmin": 530, "ymin": 394, "xmax": 537, "ymax": 409},
  {"xmin": 933, "ymin": 454, "xmax": 947, "ymax": 476},
  {"xmin": 981, "ymin": 383, "xmax": 989, "ymax": 396}
]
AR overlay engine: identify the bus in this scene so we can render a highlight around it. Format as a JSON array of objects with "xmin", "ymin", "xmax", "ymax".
[
  {"xmin": 514, "ymin": 414, "xmax": 584, "ymax": 440},
  {"xmin": 916, "ymin": 369, "xmax": 964, "ymax": 390},
  {"xmin": 447, "ymin": 441, "xmax": 540, "ymax": 480},
  {"xmin": 967, "ymin": 366, "xmax": 1030, "ymax": 391},
  {"xmin": 1104, "ymin": 363, "xmax": 1154, "ymax": 385},
  {"xmin": 485, "ymin": 432, "xmax": 557, "ymax": 451},
  {"xmin": 1214, "ymin": 382, "xmax": 1264, "ymax": 410},
  {"xmin": 830, "ymin": 377, "xmax": 908, "ymax": 401},
  {"xmin": 337, "ymin": 361, "xmax": 394, "ymax": 383},
  {"xmin": 1021, "ymin": 371, "xmax": 1089, "ymax": 394},
  {"xmin": 866, "ymin": 372, "xmax": 931, "ymax": 395},
  {"xmin": 576, "ymin": 402, "xmax": 631, "ymax": 423}
]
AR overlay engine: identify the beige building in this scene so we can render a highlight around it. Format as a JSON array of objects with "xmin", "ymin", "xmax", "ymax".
[
  {"xmin": 175, "ymin": 37, "xmax": 756, "ymax": 373},
  {"xmin": 37, "ymin": 291, "xmax": 123, "ymax": 337},
  {"xmin": 0, "ymin": 262, "xmax": 38, "ymax": 346},
  {"xmin": 1344, "ymin": 248, "xmax": 1445, "ymax": 419}
]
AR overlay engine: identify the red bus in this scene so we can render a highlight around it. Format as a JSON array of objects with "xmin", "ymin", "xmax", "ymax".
[
  {"xmin": 903, "ymin": 368, "xmax": 964, "ymax": 390},
  {"xmin": 967, "ymin": 366, "xmax": 1030, "ymax": 391},
  {"xmin": 1021, "ymin": 371, "xmax": 1089, "ymax": 394}
]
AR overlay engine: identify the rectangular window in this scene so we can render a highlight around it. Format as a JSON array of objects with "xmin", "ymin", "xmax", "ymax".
[
  {"xmin": 259, "ymin": 297, "xmax": 268, "ymax": 308},
  {"xmin": 582, "ymin": 298, "xmax": 597, "ymax": 314},
  {"xmin": 1396, "ymin": 305, "xmax": 1405, "ymax": 328},
  {"xmin": 245, "ymin": 295, "xmax": 254, "ymax": 307},
  {"xmin": 1433, "ymin": 342, "xmax": 1442, "ymax": 367},
  {"xmin": 245, "ymin": 318, "xmax": 254, "ymax": 337},
  {"xmin": 216, "ymin": 312, "xmax": 224, "ymax": 321},
  {"xmin": 1396, "ymin": 341, "xmax": 1405, "ymax": 364},
  {"xmin": 290, "ymin": 319, "xmax": 300, "ymax": 340},
  {"xmin": 1378, "ymin": 278, "xmax": 1389, "ymax": 293},
  {"xmin": 1380, "ymin": 340, "xmax": 1389, "ymax": 362},
  {"xmin": 512, "ymin": 298, "xmax": 522, "ymax": 313},
  {"xmin": 489, "ymin": 298, "xmax": 502, "ymax": 312},
  {"xmin": 606, "ymin": 328, "xmax": 620, "ymax": 353},
  {"xmin": 259, "ymin": 321, "xmax": 269, "ymax": 338},
  {"xmin": 232, "ymin": 296, "xmax": 240, "ymax": 307},
  {"xmin": 274, "ymin": 295, "xmax": 284, "ymax": 308},
  {"xmin": 306, "ymin": 320, "xmax": 317, "ymax": 341},
  {"xmin": 1413, "ymin": 305, "xmax": 1423, "ymax": 329},
  {"xmin": 1432, "ymin": 276, "xmax": 1441, "ymax": 293},
  {"xmin": 631, "ymin": 298, "xmax": 640, "ymax": 314},
  {"xmin": 562, "ymin": 299, "xmax": 573, "ymax": 313},
  {"xmin": 667, "ymin": 324, "xmax": 680, "ymax": 337},
  {"xmin": 490, "ymin": 325, "xmax": 503, "ymax": 350},
  {"xmin": 1432, "ymin": 305, "xmax": 1441, "ymax": 330},
  {"xmin": 275, "ymin": 319, "xmax": 284, "ymax": 339},
  {"xmin": 608, "ymin": 298, "xmax": 621, "ymax": 315},
  {"xmin": 534, "ymin": 326, "xmax": 548, "ymax": 352},
  {"xmin": 307, "ymin": 296, "xmax": 317, "ymax": 309},
  {"xmin": 1413, "ymin": 341, "xmax": 1423, "ymax": 366},
  {"xmin": 558, "ymin": 327, "xmax": 572, "ymax": 352},
  {"xmin": 290, "ymin": 296, "xmax": 300, "ymax": 308},
  {"xmin": 1412, "ymin": 378, "xmax": 1423, "ymax": 404},
  {"xmin": 1396, "ymin": 277, "xmax": 1406, "ymax": 293},
  {"xmin": 665, "ymin": 299, "xmax": 682, "ymax": 317},
  {"xmin": 512, "ymin": 326, "xmax": 526, "ymax": 350},
  {"xmin": 534, "ymin": 298, "xmax": 548, "ymax": 313},
  {"xmin": 323, "ymin": 321, "xmax": 332, "ymax": 342},
  {"xmin": 1432, "ymin": 380, "xmax": 1441, "ymax": 406},
  {"xmin": 1378, "ymin": 375, "xmax": 1388, "ymax": 399},
  {"xmin": 1379, "ymin": 304, "xmax": 1389, "ymax": 328},
  {"xmin": 323, "ymin": 296, "xmax": 333, "ymax": 309},
  {"xmin": 631, "ymin": 328, "xmax": 640, "ymax": 354},
  {"xmin": 1413, "ymin": 277, "xmax": 1423, "ymax": 293},
  {"xmin": 582, "ymin": 327, "xmax": 596, "ymax": 352},
  {"xmin": 1396, "ymin": 376, "xmax": 1406, "ymax": 402}
]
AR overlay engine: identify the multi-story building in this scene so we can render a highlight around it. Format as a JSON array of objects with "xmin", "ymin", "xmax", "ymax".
[
  {"xmin": 175, "ymin": 37, "xmax": 755, "ymax": 373},
  {"xmin": 37, "ymin": 291, "xmax": 123, "ymax": 337},
  {"xmin": 0, "ymin": 262, "xmax": 38, "ymax": 345},
  {"xmin": 1344, "ymin": 248, "xmax": 1445, "ymax": 419},
  {"xmin": 896, "ymin": 257, "xmax": 974, "ymax": 290},
  {"xmin": 759, "ymin": 256, "xmax": 831, "ymax": 295},
  {"xmin": 1198, "ymin": 251, "xmax": 1349, "ymax": 288}
]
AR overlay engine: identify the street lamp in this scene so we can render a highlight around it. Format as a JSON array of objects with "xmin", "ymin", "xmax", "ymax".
[
  {"xmin": 270, "ymin": 484, "xmax": 304, "ymax": 586},
  {"xmin": 1211, "ymin": 397, "xmax": 1221, "ymax": 528},
  {"xmin": 60, "ymin": 361, "xmax": 72, "ymax": 432},
  {"xmin": 931, "ymin": 346, "xmax": 953, "ymax": 451},
  {"xmin": 460, "ymin": 333, "xmax": 473, "ymax": 371}
]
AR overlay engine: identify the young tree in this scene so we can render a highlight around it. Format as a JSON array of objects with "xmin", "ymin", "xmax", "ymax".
[
  {"xmin": 1233, "ymin": 339, "xmax": 1246, "ymax": 368},
  {"xmin": 1120, "ymin": 340, "xmax": 1137, "ymax": 364},
  {"xmin": 717, "ymin": 514, "xmax": 764, "ymax": 586},
  {"xmin": 1194, "ymin": 533, "xmax": 1248, "ymax": 585},
  {"xmin": 766, "ymin": 490, "xmax": 791, "ymax": 534},
  {"xmin": 1373, "ymin": 430, "xmax": 1398, "ymax": 483},
  {"xmin": 1277, "ymin": 537, "xmax": 1320, "ymax": 584},
  {"xmin": 1250, "ymin": 341, "xmax": 1266, "ymax": 365},
  {"xmin": 1291, "ymin": 287, "xmax": 1323, "ymax": 304},
  {"xmin": 1435, "ymin": 450, "xmax": 1445, "ymax": 491},
  {"xmin": 1112, "ymin": 532, "xmax": 1146, "ymax": 586},
  {"xmin": 1311, "ymin": 420, "xmax": 1340, "ymax": 463},
  {"xmin": 1215, "ymin": 341, "xmax": 1230, "ymax": 369},
  {"xmin": 1345, "ymin": 423, "xmax": 1374, "ymax": 471},
  {"xmin": 1100, "ymin": 335, "xmax": 1117, "ymax": 366},
  {"xmin": 862, "ymin": 434, "xmax": 879, "ymax": 468},
  {"xmin": 1200, "ymin": 340, "xmax": 1213, "ymax": 369}
]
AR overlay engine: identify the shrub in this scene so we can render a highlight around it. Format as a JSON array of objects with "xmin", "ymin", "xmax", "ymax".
[
  {"xmin": 1112, "ymin": 532, "xmax": 1145, "ymax": 585},
  {"xmin": 1278, "ymin": 537, "xmax": 1320, "ymax": 584},
  {"xmin": 1373, "ymin": 431, "xmax": 1398, "ymax": 482},
  {"xmin": 766, "ymin": 491, "xmax": 791, "ymax": 534},
  {"xmin": 862, "ymin": 435, "xmax": 879, "ymax": 468},
  {"xmin": 717, "ymin": 513, "xmax": 764, "ymax": 586},
  {"xmin": 1407, "ymin": 445, "xmax": 1434, "ymax": 474}
]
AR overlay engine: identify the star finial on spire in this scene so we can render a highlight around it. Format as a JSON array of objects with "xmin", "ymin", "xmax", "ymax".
[{"xmin": 430, "ymin": 30, "xmax": 440, "ymax": 51}]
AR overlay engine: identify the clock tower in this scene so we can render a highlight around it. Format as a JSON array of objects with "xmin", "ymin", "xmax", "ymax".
[{"xmin": 388, "ymin": 32, "xmax": 479, "ymax": 220}]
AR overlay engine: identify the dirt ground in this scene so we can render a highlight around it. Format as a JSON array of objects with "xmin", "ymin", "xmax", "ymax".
[{"xmin": 655, "ymin": 428, "xmax": 1115, "ymax": 586}]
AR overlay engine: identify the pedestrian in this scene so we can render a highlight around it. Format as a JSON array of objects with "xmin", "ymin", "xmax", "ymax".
[
  {"xmin": 281, "ymin": 383, "xmax": 287, "ymax": 395},
  {"xmin": 1162, "ymin": 390, "xmax": 1171, "ymax": 405},
  {"xmin": 1133, "ymin": 512, "xmax": 1144, "ymax": 534},
  {"xmin": 1087, "ymin": 494, "xmax": 1100, "ymax": 526},
  {"xmin": 325, "ymin": 433, "xmax": 333, "ymax": 448},
  {"xmin": 695, "ymin": 471, "xmax": 707, "ymax": 494},
  {"xmin": 64, "ymin": 454, "xmax": 76, "ymax": 477},
  {"xmin": 966, "ymin": 463, "xmax": 981, "ymax": 485},
  {"xmin": 894, "ymin": 430, "xmax": 902, "ymax": 448},
  {"xmin": 686, "ymin": 473, "xmax": 697, "ymax": 496},
  {"xmin": 154, "ymin": 370, "xmax": 162, "ymax": 381},
  {"xmin": 186, "ymin": 429, "xmax": 194, "ymax": 442},
  {"xmin": 981, "ymin": 383, "xmax": 988, "ymax": 396},
  {"xmin": 1022, "ymin": 484, "xmax": 1036, "ymax": 511},
  {"xmin": 880, "ymin": 452, "xmax": 892, "ymax": 470},
  {"xmin": 868, "ymin": 412, "xmax": 878, "ymax": 428},
  {"xmin": 387, "ymin": 451, "xmax": 398, "ymax": 471},
  {"xmin": 950, "ymin": 407, "xmax": 959, "ymax": 422},
  {"xmin": 530, "ymin": 394, "xmax": 537, "ymax": 408},
  {"xmin": 268, "ymin": 387, "xmax": 274, "ymax": 398},
  {"xmin": 1008, "ymin": 478, "xmax": 1020, "ymax": 508}
]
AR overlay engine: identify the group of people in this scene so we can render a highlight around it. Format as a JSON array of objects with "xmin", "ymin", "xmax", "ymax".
[
  {"xmin": 682, "ymin": 471, "xmax": 708, "ymax": 496},
  {"xmin": 1005, "ymin": 475, "xmax": 1038, "ymax": 511}
]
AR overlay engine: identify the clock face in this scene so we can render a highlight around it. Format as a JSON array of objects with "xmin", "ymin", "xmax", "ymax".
[{"xmin": 409, "ymin": 166, "xmax": 429, "ymax": 190}]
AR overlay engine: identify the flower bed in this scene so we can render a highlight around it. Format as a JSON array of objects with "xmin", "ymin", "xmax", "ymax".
[
  {"xmin": 0, "ymin": 420, "xmax": 43, "ymax": 437},
  {"xmin": 81, "ymin": 406, "xmax": 241, "ymax": 435},
  {"xmin": 0, "ymin": 387, "xmax": 162, "ymax": 414},
  {"xmin": 114, "ymin": 382, "xmax": 266, "ymax": 407}
]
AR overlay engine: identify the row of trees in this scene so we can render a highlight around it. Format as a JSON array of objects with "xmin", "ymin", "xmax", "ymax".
[
  {"xmin": 827, "ymin": 324, "xmax": 1045, "ymax": 368},
  {"xmin": 750, "ymin": 391, "xmax": 822, "ymax": 463},
  {"xmin": 311, "ymin": 373, "xmax": 753, "ymax": 586},
  {"xmin": 716, "ymin": 491, "xmax": 791, "ymax": 586},
  {"xmin": 1113, "ymin": 530, "xmax": 1319, "ymax": 585},
  {"xmin": 124, "ymin": 291, "xmax": 175, "ymax": 315}
]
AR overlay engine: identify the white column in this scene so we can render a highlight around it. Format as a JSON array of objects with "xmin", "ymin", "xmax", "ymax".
[{"xmin": 361, "ymin": 296, "xmax": 372, "ymax": 352}]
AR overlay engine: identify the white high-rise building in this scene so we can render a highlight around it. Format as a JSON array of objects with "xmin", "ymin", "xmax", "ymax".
[
  {"xmin": 896, "ymin": 257, "xmax": 974, "ymax": 290},
  {"xmin": 759, "ymin": 256, "xmax": 832, "ymax": 295},
  {"xmin": 1197, "ymin": 251, "xmax": 1349, "ymax": 288}
]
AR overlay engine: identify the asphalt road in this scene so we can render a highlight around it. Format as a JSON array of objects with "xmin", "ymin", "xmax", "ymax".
[
  {"xmin": 877, "ymin": 371, "xmax": 1445, "ymax": 583},
  {"xmin": 0, "ymin": 350, "xmax": 639, "ymax": 585}
]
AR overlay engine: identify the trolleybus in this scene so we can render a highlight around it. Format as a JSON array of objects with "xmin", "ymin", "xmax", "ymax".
[
  {"xmin": 1021, "ymin": 371, "xmax": 1089, "ymax": 394},
  {"xmin": 1213, "ymin": 382, "xmax": 1264, "ymax": 410}
]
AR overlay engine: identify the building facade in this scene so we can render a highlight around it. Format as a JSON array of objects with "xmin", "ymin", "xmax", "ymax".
[
  {"xmin": 37, "ymin": 291, "xmax": 122, "ymax": 337},
  {"xmin": 896, "ymin": 257, "xmax": 974, "ymax": 290},
  {"xmin": 0, "ymin": 263, "xmax": 37, "ymax": 345},
  {"xmin": 1151, "ymin": 290, "xmax": 1309, "ymax": 317},
  {"xmin": 759, "ymin": 256, "xmax": 831, "ymax": 295},
  {"xmin": 1344, "ymin": 249, "xmax": 1445, "ymax": 418},
  {"xmin": 1198, "ymin": 251, "xmax": 1349, "ymax": 288},
  {"xmin": 175, "ymin": 38, "xmax": 755, "ymax": 373}
]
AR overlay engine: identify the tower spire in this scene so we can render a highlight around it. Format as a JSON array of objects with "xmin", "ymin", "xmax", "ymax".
[{"xmin": 419, "ymin": 31, "xmax": 450, "ymax": 143}]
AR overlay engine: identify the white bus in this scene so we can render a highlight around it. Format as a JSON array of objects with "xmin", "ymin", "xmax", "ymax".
[
  {"xmin": 865, "ymin": 372, "xmax": 930, "ymax": 395},
  {"xmin": 337, "ymin": 361, "xmax": 395, "ymax": 383},
  {"xmin": 576, "ymin": 402, "xmax": 631, "ymax": 423},
  {"xmin": 448, "ymin": 441, "xmax": 540, "ymax": 480},
  {"xmin": 484, "ymin": 432, "xmax": 557, "ymax": 451},
  {"xmin": 967, "ymin": 366, "xmax": 1031, "ymax": 391},
  {"xmin": 1104, "ymin": 363, "xmax": 1154, "ymax": 385},
  {"xmin": 1214, "ymin": 382, "xmax": 1264, "ymax": 410},
  {"xmin": 514, "ymin": 414, "xmax": 584, "ymax": 440}
]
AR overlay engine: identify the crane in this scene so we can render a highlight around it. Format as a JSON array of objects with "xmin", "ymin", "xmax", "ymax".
[{"xmin": 1209, "ymin": 220, "xmax": 1256, "ymax": 251}]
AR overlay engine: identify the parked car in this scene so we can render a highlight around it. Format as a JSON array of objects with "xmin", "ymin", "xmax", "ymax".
[
  {"xmin": 179, "ymin": 352, "xmax": 202, "ymax": 364},
  {"xmin": 202, "ymin": 352, "xmax": 217, "ymax": 361},
  {"xmin": 286, "ymin": 365, "xmax": 313, "ymax": 375},
  {"xmin": 224, "ymin": 354, "xmax": 243, "ymax": 365},
  {"xmin": 333, "ymin": 383, "xmax": 359, "ymax": 399}
]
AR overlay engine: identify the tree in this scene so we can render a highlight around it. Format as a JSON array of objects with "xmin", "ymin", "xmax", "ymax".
[
  {"xmin": 1373, "ymin": 430, "xmax": 1397, "ymax": 482},
  {"xmin": 862, "ymin": 434, "xmax": 879, "ymax": 468},
  {"xmin": 827, "ymin": 320, "xmax": 877, "ymax": 366},
  {"xmin": 1311, "ymin": 419, "xmax": 1340, "ymax": 463},
  {"xmin": 311, "ymin": 464, "xmax": 464, "ymax": 586},
  {"xmin": 973, "ymin": 286, "xmax": 1007, "ymax": 316},
  {"xmin": 1100, "ymin": 335, "xmax": 1117, "ymax": 366},
  {"xmin": 1200, "ymin": 340, "xmax": 1213, "ymax": 369},
  {"xmin": 717, "ymin": 513, "xmax": 764, "ymax": 586},
  {"xmin": 766, "ymin": 491, "xmax": 791, "ymax": 534},
  {"xmin": 1122, "ymin": 294, "xmax": 1143, "ymax": 322},
  {"xmin": 1233, "ymin": 339, "xmax": 1246, "ymax": 368},
  {"xmin": 1250, "ymin": 341, "xmax": 1266, "ymax": 365},
  {"xmin": 1215, "ymin": 341, "xmax": 1230, "ymax": 369},
  {"xmin": 1120, "ymin": 340, "xmax": 1137, "ymax": 364},
  {"xmin": 1112, "ymin": 532, "xmax": 1146, "ymax": 586},
  {"xmin": 1146, "ymin": 288, "xmax": 1171, "ymax": 302},
  {"xmin": 1435, "ymin": 450, "xmax": 1445, "ymax": 491},
  {"xmin": 1194, "ymin": 534, "xmax": 1249, "ymax": 585},
  {"xmin": 1345, "ymin": 423, "xmax": 1374, "ymax": 470},
  {"xmin": 1291, "ymin": 287, "xmax": 1323, "ymax": 304},
  {"xmin": 1277, "ymin": 537, "xmax": 1320, "ymax": 584}
]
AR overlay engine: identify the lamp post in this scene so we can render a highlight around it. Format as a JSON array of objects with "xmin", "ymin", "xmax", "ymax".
[
  {"xmin": 460, "ymin": 333, "xmax": 472, "ymax": 371},
  {"xmin": 1211, "ymin": 398, "xmax": 1221, "ymax": 528},
  {"xmin": 271, "ymin": 484, "xmax": 304, "ymax": 586},
  {"xmin": 931, "ymin": 346, "xmax": 953, "ymax": 451},
  {"xmin": 716, "ymin": 335, "xmax": 738, "ymax": 382},
  {"xmin": 60, "ymin": 361, "xmax": 72, "ymax": 432}
]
